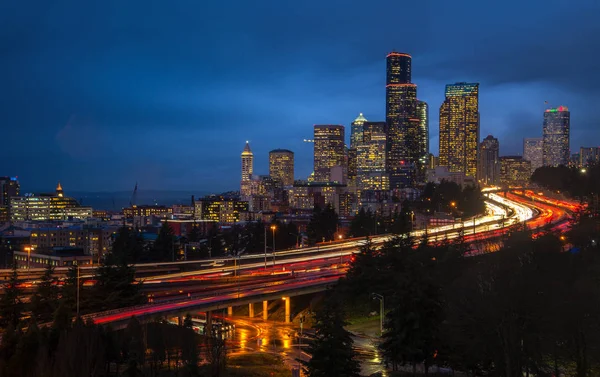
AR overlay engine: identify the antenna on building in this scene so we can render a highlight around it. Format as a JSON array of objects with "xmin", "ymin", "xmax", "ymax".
[{"xmin": 130, "ymin": 182, "xmax": 138, "ymax": 207}]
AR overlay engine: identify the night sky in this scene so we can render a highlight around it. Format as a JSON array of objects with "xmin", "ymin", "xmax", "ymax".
[{"xmin": 3, "ymin": 0, "xmax": 600, "ymax": 192}]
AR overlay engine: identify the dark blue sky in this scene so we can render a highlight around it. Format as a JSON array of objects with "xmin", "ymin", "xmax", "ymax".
[{"xmin": 3, "ymin": 0, "xmax": 600, "ymax": 192}]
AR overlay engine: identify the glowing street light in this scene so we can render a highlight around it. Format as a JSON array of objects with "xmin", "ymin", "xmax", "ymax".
[
  {"xmin": 24, "ymin": 246, "xmax": 31, "ymax": 269},
  {"xmin": 271, "ymin": 225, "xmax": 277, "ymax": 266}
]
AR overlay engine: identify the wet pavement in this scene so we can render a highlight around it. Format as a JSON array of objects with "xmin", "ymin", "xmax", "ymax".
[{"xmin": 225, "ymin": 316, "xmax": 387, "ymax": 376}]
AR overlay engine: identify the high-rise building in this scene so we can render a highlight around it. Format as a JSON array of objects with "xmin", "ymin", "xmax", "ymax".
[
  {"xmin": 523, "ymin": 138, "xmax": 543, "ymax": 172},
  {"xmin": 350, "ymin": 113, "xmax": 368, "ymax": 149},
  {"xmin": 478, "ymin": 135, "xmax": 500, "ymax": 186},
  {"xmin": 385, "ymin": 52, "xmax": 419, "ymax": 188},
  {"xmin": 357, "ymin": 122, "xmax": 389, "ymax": 192},
  {"xmin": 580, "ymin": 147, "xmax": 600, "ymax": 167},
  {"xmin": 10, "ymin": 183, "xmax": 92, "ymax": 222},
  {"xmin": 500, "ymin": 156, "xmax": 532, "ymax": 186},
  {"xmin": 240, "ymin": 141, "xmax": 254, "ymax": 197},
  {"xmin": 542, "ymin": 106, "xmax": 570, "ymax": 167},
  {"xmin": 439, "ymin": 82, "xmax": 480, "ymax": 178},
  {"xmin": 269, "ymin": 149, "xmax": 294, "ymax": 186},
  {"xmin": 314, "ymin": 125, "xmax": 345, "ymax": 183},
  {"xmin": 416, "ymin": 100, "xmax": 429, "ymax": 157},
  {"xmin": 0, "ymin": 177, "xmax": 19, "ymax": 207},
  {"xmin": 0, "ymin": 177, "xmax": 19, "ymax": 223}
]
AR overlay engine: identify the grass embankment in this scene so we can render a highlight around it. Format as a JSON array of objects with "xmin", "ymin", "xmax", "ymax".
[{"xmin": 346, "ymin": 316, "xmax": 381, "ymax": 338}]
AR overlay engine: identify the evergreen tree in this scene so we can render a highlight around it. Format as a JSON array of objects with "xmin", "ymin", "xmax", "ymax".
[
  {"xmin": 153, "ymin": 221, "xmax": 177, "ymax": 261},
  {"xmin": 307, "ymin": 204, "xmax": 339, "ymax": 245},
  {"xmin": 111, "ymin": 226, "xmax": 144, "ymax": 264},
  {"xmin": 0, "ymin": 263, "xmax": 23, "ymax": 329},
  {"xmin": 187, "ymin": 224, "xmax": 201, "ymax": 243},
  {"xmin": 30, "ymin": 262, "xmax": 59, "ymax": 323},
  {"xmin": 301, "ymin": 295, "xmax": 360, "ymax": 377}
]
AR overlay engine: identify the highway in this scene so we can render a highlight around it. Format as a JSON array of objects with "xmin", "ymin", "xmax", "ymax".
[{"xmin": 84, "ymin": 190, "xmax": 556, "ymax": 326}]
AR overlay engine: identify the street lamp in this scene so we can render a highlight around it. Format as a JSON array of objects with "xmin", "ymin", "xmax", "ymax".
[
  {"xmin": 24, "ymin": 246, "xmax": 31, "ymax": 269},
  {"xmin": 372, "ymin": 293, "xmax": 384, "ymax": 336},
  {"xmin": 338, "ymin": 234, "xmax": 343, "ymax": 265},
  {"xmin": 271, "ymin": 225, "xmax": 277, "ymax": 267}
]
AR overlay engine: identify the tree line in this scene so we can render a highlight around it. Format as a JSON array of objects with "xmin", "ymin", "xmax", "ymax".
[{"xmin": 333, "ymin": 212, "xmax": 600, "ymax": 376}]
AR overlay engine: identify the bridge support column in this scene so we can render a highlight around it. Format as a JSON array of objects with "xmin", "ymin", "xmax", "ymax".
[
  {"xmin": 262, "ymin": 300, "xmax": 268, "ymax": 321},
  {"xmin": 284, "ymin": 297, "xmax": 291, "ymax": 323},
  {"xmin": 227, "ymin": 306, "xmax": 233, "ymax": 316},
  {"xmin": 249, "ymin": 303, "xmax": 254, "ymax": 318},
  {"xmin": 206, "ymin": 311, "xmax": 212, "ymax": 336}
]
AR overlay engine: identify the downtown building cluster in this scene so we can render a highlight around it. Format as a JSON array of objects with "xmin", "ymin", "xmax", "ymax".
[{"xmin": 240, "ymin": 52, "xmax": 593, "ymax": 220}]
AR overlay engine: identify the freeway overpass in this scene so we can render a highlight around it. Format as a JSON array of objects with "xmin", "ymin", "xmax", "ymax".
[{"xmin": 81, "ymin": 191, "xmax": 550, "ymax": 327}]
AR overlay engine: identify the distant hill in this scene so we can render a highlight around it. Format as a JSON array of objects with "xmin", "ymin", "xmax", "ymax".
[{"xmin": 66, "ymin": 190, "xmax": 213, "ymax": 210}]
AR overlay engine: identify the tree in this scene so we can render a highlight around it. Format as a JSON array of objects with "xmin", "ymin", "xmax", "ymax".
[
  {"xmin": 88, "ymin": 256, "xmax": 145, "ymax": 313},
  {"xmin": 307, "ymin": 204, "xmax": 339, "ymax": 245},
  {"xmin": 30, "ymin": 262, "xmax": 59, "ymax": 323},
  {"xmin": 301, "ymin": 294, "xmax": 360, "ymax": 377},
  {"xmin": 187, "ymin": 224, "xmax": 202, "ymax": 243},
  {"xmin": 152, "ymin": 221, "xmax": 177, "ymax": 262},
  {"xmin": 111, "ymin": 226, "xmax": 144, "ymax": 264},
  {"xmin": 0, "ymin": 263, "xmax": 23, "ymax": 329}
]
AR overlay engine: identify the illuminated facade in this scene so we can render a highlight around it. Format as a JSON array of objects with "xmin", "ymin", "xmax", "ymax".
[
  {"xmin": 439, "ymin": 82, "xmax": 480, "ymax": 178},
  {"xmin": 580, "ymin": 147, "xmax": 600, "ymax": 167},
  {"xmin": 416, "ymin": 100, "xmax": 429, "ymax": 162},
  {"xmin": 313, "ymin": 125, "xmax": 345, "ymax": 183},
  {"xmin": 241, "ymin": 141, "xmax": 254, "ymax": 197},
  {"xmin": 347, "ymin": 147, "xmax": 357, "ymax": 192},
  {"xmin": 269, "ymin": 149, "xmax": 294, "ymax": 186},
  {"xmin": 10, "ymin": 183, "xmax": 92, "ymax": 222},
  {"xmin": 500, "ymin": 156, "xmax": 532, "ymax": 186},
  {"xmin": 0, "ymin": 176, "xmax": 19, "ymax": 223},
  {"xmin": 523, "ymin": 138, "xmax": 543, "ymax": 172},
  {"xmin": 357, "ymin": 121, "xmax": 389, "ymax": 192},
  {"xmin": 350, "ymin": 113, "xmax": 368, "ymax": 149},
  {"xmin": 385, "ymin": 52, "xmax": 418, "ymax": 188},
  {"xmin": 123, "ymin": 205, "xmax": 172, "ymax": 219},
  {"xmin": 542, "ymin": 106, "xmax": 570, "ymax": 167},
  {"xmin": 0, "ymin": 176, "xmax": 19, "ymax": 207},
  {"xmin": 478, "ymin": 135, "xmax": 500, "ymax": 186},
  {"xmin": 29, "ymin": 227, "xmax": 115, "ymax": 259},
  {"xmin": 194, "ymin": 196, "xmax": 248, "ymax": 224}
]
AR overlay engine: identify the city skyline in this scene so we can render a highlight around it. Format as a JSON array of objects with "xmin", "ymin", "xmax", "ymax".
[{"xmin": 3, "ymin": 1, "xmax": 600, "ymax": 192}]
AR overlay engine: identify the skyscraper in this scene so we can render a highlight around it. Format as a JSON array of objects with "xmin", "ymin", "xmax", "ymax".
[
  {"xmin": 500, "ymin": 156, "xmax": 532, "ymax": 186},
  {"xmin": 385, "ymin": 52, "xmax": 419, "ymax": 188},
  {"xmin": 439, "ymin": 82, "xmax": 480, "ymax": 178},
  {"xmin": 314, "ymin": 125, "xmax": 345, "ymax": 183},
  {"xmin": 542, "ymin": 106, "xmax": 570, "ymax": 167},
  {"xmin": 350, "ymin": 113, "xmax": 367, "ymax": 149},
  {"xmin": 269, "ymin": 149, "xmax": 294, "ymax": 186},
  {"xmin": 523, "ymin": 138, "xmax": 543, "ymax": 172},
  {"xmin": 357, "ymin": 122, "xmax": 389, "ymax": 192},
  {"xmin": 240, "ymin": 141, "xmax": 253, "ymax": 196},
  {"xmin": 0, "ymin": 176, "xmax": 19, "ymax": 207},
  {"xmin": 416, "ymin": 100, "xmax": 429, "ymax": 176},
  {"xmin": 478, "ymin": 135, "xmax": 500, "ymax": 186},
  {"xmin": 580, "ymin": 147, "xmax": 600, "ymax": 167}
]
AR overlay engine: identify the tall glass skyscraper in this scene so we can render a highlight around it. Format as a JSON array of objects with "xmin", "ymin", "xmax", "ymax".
[
  {"xmin": 350, "ymin": 113, "xmax": 367, "ymax": 149},
  {"xmin": 240, "ymin": 141, "xmax": 254, "ymax": 197},
  {"xmin": 542, "ymin": 106, "xmax": 570, "ymax": 167},
  {"xmin": 314, "ymin": 125, "xmax": 345, "ymax": 183},
  {"xmin": 269, "ymin": 149, "xmax": 294, "ymax": 186},
  {"xmin": 439, "ymin": 82, "xmax": 480, "ymax": 178},
  {"xmin": 357, "ymin": 121, "xmax": 389, "ymax": 192},
  {"xmin": 385, "ymin": 52, "xmax": 418, "ymax": 188},
  {"xmin": 478, "ymin": 135, "xmax": 500, "ymax": 186},
  {"xmin": 416, "ymin": 100, "xmax": 429, "ymax": 174},
  {"xmin": 523, "ymin": 137, "xmax": 543, "ymax": 172}
]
